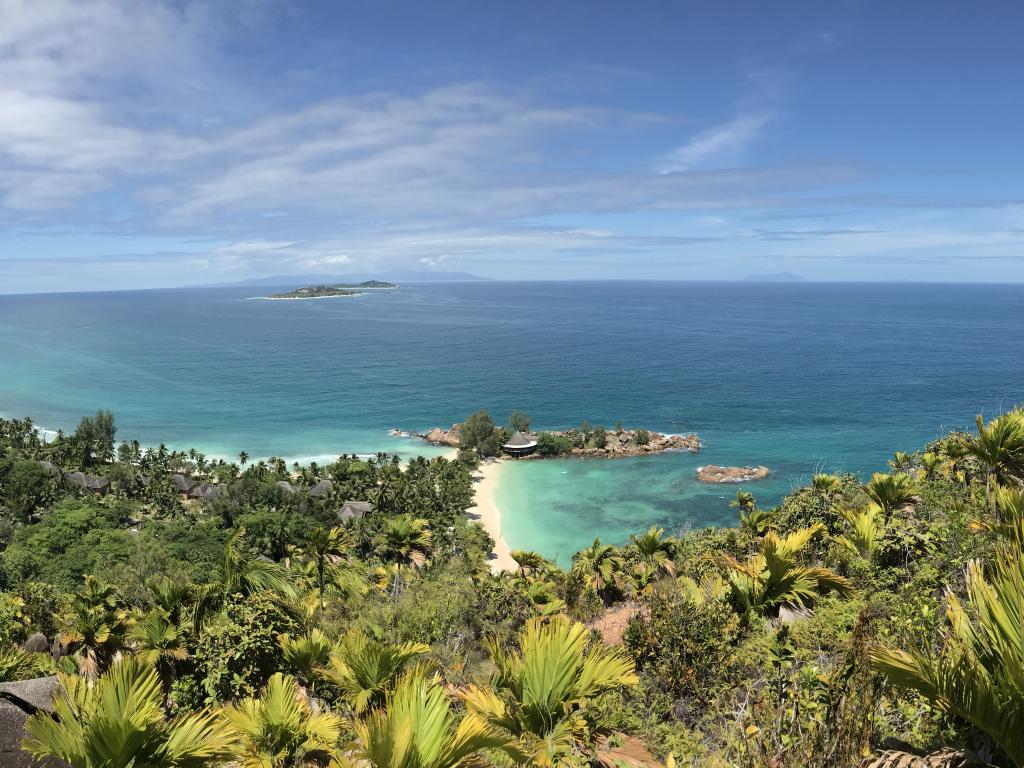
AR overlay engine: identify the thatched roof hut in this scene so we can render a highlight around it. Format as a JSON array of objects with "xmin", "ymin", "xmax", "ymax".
[
  {"xmin": 308, "ymin": 479, "xmax": 334, "ymax": 498},
  {"xmin": 337, "ymin": 500, "xmax": 371, "ymax": 521},
  {"xmin": 501, "ymin": 431, "xmax": 538, "ymax": 457}
]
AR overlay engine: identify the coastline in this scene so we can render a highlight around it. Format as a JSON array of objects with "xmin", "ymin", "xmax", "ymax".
[{"xmin": 467, "ymin": 460, "xmax": 515, "ymax": 573}]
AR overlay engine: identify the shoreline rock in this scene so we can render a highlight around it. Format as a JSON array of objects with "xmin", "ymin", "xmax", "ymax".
[{"xmin": 697, "ymin": 464, "xmax": 770, "ymax": 483}]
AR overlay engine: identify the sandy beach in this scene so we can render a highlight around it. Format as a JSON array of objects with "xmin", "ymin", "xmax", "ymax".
[{"xmin": 468, "ymin": 459, "xmax": 515, "ymax": 573}]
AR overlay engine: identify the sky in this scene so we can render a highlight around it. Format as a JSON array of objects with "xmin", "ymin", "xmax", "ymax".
[{"xmin": 1, "ymin": 0, "xmax": 1023, "ymax": 292}]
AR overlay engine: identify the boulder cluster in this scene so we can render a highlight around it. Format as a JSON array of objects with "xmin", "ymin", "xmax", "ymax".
[{"xmin": 697, "ymin": 464, "xmax": 771, "ymax": 483}]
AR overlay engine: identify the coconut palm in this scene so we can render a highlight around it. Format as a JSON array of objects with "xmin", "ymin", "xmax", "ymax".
[
  {"xmin": 221, "ymin": 672, "xmax": 343, "ymax": 767},
  {"xmin": 864, "ymin": 472, "xmax": 917, "ymax": 521},
  {"xmin": 718, "ymin": 524, "xmax": 853, "ymax": 619},
  {"xmin": 627, "ymin": 526, "xmax": 678, "ymax": 578},
  {"xmin": 239, "ymin": 451, "xmax": 250, "ymax": 466},
  {"xmin": 60, "ymin": 576, "xmax": 133, "ymax": 681},
  {"xmin": 316, "ymin": 629, "xmax": 429, "ymax": 714},
  {"xmin": 374, "ymin": 515, "xmax": 433, "ymax": 569},
  {"xmin": 571, "ymin": 539, "xmax": 627, "ymax": 603},
  {"xmin": 340, "ymin": 669, "xmax": 513, "ymax": 768},
  {"xmin": 837, "ymin": 507, "xmax": 885, "ymax": 561},
  {"xmin": 870, "ymin": 541, "xmax": 1024, "ymax": 767},
  {"xmin": 461, "ymin": 615, "xmax": 638, "ymax": 766},
  {"xmin": 130, "ymin": 609, "xmax": 187, "ymax": 696},
  {"xmin": 23, "ymin": 657, "xmax": 233, "ymax": 767},
  {"xmin": 969, "ymin": 410, "xmax": 1024, "ymax": 509}
]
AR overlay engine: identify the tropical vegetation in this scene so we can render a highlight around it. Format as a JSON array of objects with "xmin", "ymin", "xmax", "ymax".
[{"xmin": 3, "ymin": 407, "xmax": 1024, "ymax": 766}]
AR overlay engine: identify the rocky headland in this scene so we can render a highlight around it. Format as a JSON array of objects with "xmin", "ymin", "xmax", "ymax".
[{"xmin": 697, "ymin": 464, "xmax": 770, "ymax": 483}]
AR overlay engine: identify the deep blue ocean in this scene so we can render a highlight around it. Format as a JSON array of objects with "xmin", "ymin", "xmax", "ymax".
[{"xmin": 2, "ymin": 281, "xmax": 1022, "ymax": 561}]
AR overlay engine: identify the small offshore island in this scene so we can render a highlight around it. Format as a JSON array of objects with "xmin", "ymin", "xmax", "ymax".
[
  {"xmin": 414, "ymin": 409, "xmax": 701, "ymax": 459},
  {"xmin": 265, "ymin": 280, "xmax": 397, "ymax": 299}
]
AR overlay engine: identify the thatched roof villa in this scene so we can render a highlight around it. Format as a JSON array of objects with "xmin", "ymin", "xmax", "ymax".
[
  {"xmin": 337, "ymin": 500, "xmax": 371, "ymax": 522},
  {"xmin": 501, "ymin": 431, "xmax": 538, "ymax": 458}
]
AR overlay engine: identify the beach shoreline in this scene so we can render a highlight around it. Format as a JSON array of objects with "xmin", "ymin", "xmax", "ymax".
[{"xmin": 467, "ymin": 459, "xmax": 514, "ymax": 573}]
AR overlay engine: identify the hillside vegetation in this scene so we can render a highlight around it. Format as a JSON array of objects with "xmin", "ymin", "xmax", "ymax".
[{"xmin": 0, "ymin": 408, "xmax": 1022, "ymax": 767}]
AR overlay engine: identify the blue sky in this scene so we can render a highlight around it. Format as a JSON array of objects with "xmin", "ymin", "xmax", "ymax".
[{"xmin": 1, "ymin": 0, "xmax": 1023, "ymax": 292}]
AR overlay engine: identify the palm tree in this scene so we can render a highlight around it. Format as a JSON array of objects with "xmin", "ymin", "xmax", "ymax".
[
  {"xmin": 718, "ymin": 524, "xmax": 853, "ymax": 619},
  {"xmin": 969, "ymin": 410, "xmax": 1024, "ymax": 509},
  {"xmin": 298, "ymin": 526, "xmax": 363, "ymax": 614},
  {"xmin": 341, "ymin": 669, "xmax": 512, "ymax": 768},
  {"xmin": 730, "ymin": 490, "xmax": 757, "ymax": 513},
  {"xmin": 221, "ymin": 672, "xmax": 343, "ymax": 767},
  {"xmin": 461, "ymin": 615, "xmax": 638, "ymax": 766},
  {"xmin": 374, "ymin": 515, "xmax": 433, "ymax": 569},
  {"xmin": 871, "ymin": 541, "xmax": 1024, "ymax": 767},
  {"xmin": 130, "ymin": 610, "xmax": 187, "ymax": 696},
  {"xmin": 571, "ymin": 539, "xmax": 627, "ymax": 603},
  {"xmin": 920, "ymin": 451, "xmax": 944, "ymax": 480},
  {"xmin": 737, "ymin": 505, "xmax": 773, "ymax": 537},
  {"xmin": 23, "ymin": 657, "xmax": 233, "ymax": 767},
  {"xmin": 146, "ymin": 575, "xmax": 194, "ymax": 624},
  {"xmin": 811, "ymin": 473, "xmax": 842, "ymax": 497},
  {"xmin": 864, "ymin": 472, "xmax": 917, "ymax": 521},
  {"xmin": 194, "ymin": 528, "xmax": 297, "ymax": 630},
  {"xmin": 510, "ymin": 549, "xmax": 551, "ymax": 577},
  {"xmin": 837, "ymin": 507, "xmax": 885, "ymax": 561},
  {"xmin": 627, "ymin": 526, "xmax": 678, "ymax": 578},
  {"xmin": 0, "ymin": 646, "xmax": 52, "ymax": 682},
  {"xmin": 60, "ymin": 576, "xmax": 133, "ymax": 681},
  {"xmin": 239, "ymin": 450, "xmax": 250, "ymax": 467},
  {"xmin": 218, "ymin": 527, "xmax": 298, "ymax": 600},
  {"xmin": 316, "ymin": 629, "xmax": 429, "ymax": 714},
  {"xmin": 279, "ymin": 629, "xmax": 333, "ymax": 694}
]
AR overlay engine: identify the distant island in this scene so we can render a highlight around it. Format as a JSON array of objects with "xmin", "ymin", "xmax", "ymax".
[{"xmin": 265, "ymin": 281, "xmax": 397, "ymax": 299}]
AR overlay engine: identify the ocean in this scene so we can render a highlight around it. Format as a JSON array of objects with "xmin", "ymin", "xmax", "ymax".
[{"xmin": 2, "ymin": 281, "xmax": 1022, "ymax": 563}]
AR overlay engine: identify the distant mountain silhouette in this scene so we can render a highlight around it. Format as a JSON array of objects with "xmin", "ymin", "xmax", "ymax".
[
  {"xmin": 211, "ymin": 270, "xmax": 489, "ymax": 287},
  {"xmin": 741, "ymin": 271, "xmax": 807, "ymax": 283}
]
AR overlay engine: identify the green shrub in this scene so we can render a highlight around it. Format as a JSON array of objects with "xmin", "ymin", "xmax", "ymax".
[
  {"xmin": 190, "ymin": 592, "xmax": 297, "ymax": 704},
  {"xmin": 624, "ymin": 591, "xmax": 739, "ymax": 714},
  {"xmin": 536, "ymin": 432, "xmax": 573, "ymax": 456}
]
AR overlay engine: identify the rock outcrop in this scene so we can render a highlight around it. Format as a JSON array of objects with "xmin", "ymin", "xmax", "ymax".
[
  {"xmin": 421, "ymin": 424, "xmax": 462, "ymax": 447},
  {"xmin": 569, "ymin": 430, "xmax": 699, "ymax": 458},
  {"xmin": 0, "ymin": 676, "xmax": 67, "ymax": 767},
  {"xmin": 697, "ymin": 465, "xmax": 770, "ymax": 483}
]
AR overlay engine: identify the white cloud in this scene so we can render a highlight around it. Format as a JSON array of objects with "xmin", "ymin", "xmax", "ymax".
[{"xmin": 659, "ymin": 112, "xmax": 774, "ymax": 173}]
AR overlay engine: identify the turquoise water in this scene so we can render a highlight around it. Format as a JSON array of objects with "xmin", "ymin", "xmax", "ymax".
[{"xmin": 2, "ymin": 281, "xmax": 1023, "ymax": 560}]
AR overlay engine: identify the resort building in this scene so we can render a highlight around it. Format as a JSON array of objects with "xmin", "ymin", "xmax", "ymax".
[
  {"xmin": 308, "ymin": 478, "xmax": 334, "ymax": 498},
  {"xmin": 502, "ymin": 431, "xmax": 538, "ymax": 458},
  {"xmin": 337, "ymin": 500, "xmax": 371, "ymax": 522}
]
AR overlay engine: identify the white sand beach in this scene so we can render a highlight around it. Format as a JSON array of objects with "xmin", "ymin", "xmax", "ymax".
[{"xmin": 468, "ymin": 459, "xmax": 515, "ymax": 573}]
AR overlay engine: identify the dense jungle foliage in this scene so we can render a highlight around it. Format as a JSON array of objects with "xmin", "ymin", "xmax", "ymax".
[{"xmin": 0, "ymin": 407, "xmax": 1022, "ymax": 768}]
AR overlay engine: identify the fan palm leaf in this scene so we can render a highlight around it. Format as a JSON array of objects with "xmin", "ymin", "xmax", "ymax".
[
  {"xmin": 316, "ymin": 630, "xmax": 429, "ymax": 714},
  {"xmin": 871, "ymin": 544, "xmax": 1024, "ymax": 767},
  {"xmin": 23, "ymin": 657, "xmax": 233, "ymax": 767},
  {"xmin": 220, "ymin": 672, "xmax": 343, "ymax": 767}
]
